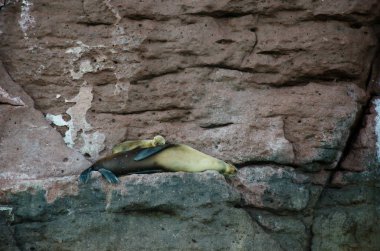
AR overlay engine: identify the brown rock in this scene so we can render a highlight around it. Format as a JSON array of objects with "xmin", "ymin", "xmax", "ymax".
[
  {"xmin": 0, "ymin": 0, "xmax": 379, "ymax": 250},
  {"xmin": 0, "ymin": 62, "xmax": 90, "ymax": 185},
  {"xmin": 0, "ymin": 0, "xmax": 375, "ymax": 171},
  {"xmin": 88, "ymin": 74, "xmax": 365, "ymax": 170},
  {"xmin": 0, "ymin": 61, "xmax": 33, "ymax": 107},
  {"xmin": 368, "ymin": 50, "xmax": 380, "ymax": 95},
  {"xmin": 341, "ymin": 98, "xmax": 379, "ymax": 171}
]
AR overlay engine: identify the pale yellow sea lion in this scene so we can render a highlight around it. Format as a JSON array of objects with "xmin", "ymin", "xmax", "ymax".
[{"xmin": 80, "ymin": 143, "xmax": 237, "ymax": 184}]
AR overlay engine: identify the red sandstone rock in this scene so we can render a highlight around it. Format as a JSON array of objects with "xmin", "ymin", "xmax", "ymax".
[
  {"xmin": 0, "ymin": 0, "xmax": 375, "ymax": 170},
  {"xmin": 0, "ymin": 1, "xmax": 379, "ymax": 250},
  {"xmin": 0, "ymin": 63, "xmax": 90, "ymax": 184},
  {"xmin": 341, "ymin": 98, "xmax": 379, "ymax": 171}
]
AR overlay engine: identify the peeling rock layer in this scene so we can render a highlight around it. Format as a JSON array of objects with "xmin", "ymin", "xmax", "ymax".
[{"xmin": 0, "ymin": 0, "xmax": 379, "ymax": 250}]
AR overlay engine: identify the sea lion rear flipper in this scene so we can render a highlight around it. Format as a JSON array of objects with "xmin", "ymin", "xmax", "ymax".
[
  {"xmin": 134, "ymin": 144, "xmax": 172, "ymax": 161},
  {"xmin": 79, "ymin": 167, "xmax": 93, "ymax": 183},
  {"xmin": 98, "ymin": 168, "xmax": 120, "ymax": 184}
]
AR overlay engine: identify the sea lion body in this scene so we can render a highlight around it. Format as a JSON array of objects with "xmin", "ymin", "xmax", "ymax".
[
  {"xmin": 152, "ymin": 144, "xmax": 229, "ymax": 173},
  {"xmin": 80, "ymin": 143, "xmax": 237, "ymax": 184}
]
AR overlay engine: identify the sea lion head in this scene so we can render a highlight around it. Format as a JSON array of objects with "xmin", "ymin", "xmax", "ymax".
[
  {"xmin": 153, "ymin": 135, "xmax": 166, "ymax": 146},
  {"xmin": 224, "ymin": 162, "xmax": 238, "ymax": 175}
]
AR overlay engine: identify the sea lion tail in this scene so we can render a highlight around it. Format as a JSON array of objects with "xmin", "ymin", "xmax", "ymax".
[
  {"xmin": 98, "ymin": 168, "xmax": 120, "ymax": 184},
  {"xmin": 79, "ymin": 167, "xmax": 93, "ymax": 183}
]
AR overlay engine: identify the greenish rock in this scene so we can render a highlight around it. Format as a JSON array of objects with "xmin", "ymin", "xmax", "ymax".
[
  {"xmin": 316, "ymin": 186, "xmax": 372, "ymax": 207},
  {"xmin": 334, "ymin": 169, "xmax": 380, "ymax": 187},
  {"xmin": 248, "ymin": 209, "xmax": 308, "ymax": 251},
  {"xmin": 231, "ymin": 166, "xmax": 312, "ymax": 211},
  {"xmin": 312, "ymin": 186, "xmax": 380, "ymax": 251},
  {"xmin": 0, "ymin": 207, "xmax": 19, "ymax": 251},
  {"xmin": 4, "ymin": 172, "xmax": 283, "ymax": 251},
  {"xmin": 261, "ymin": 181, "xmax": 310, "ymax": 211}
]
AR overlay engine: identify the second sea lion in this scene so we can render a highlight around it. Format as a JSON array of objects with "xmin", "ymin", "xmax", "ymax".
[{"xmin": 112, "ymin": 135, "xmax": 166, "ymax": 154}]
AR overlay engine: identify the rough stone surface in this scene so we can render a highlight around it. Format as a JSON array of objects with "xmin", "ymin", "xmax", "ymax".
[
  {"xmin": 0, "ymin": 207, "xmax": 19, "ymax": 251},
  {"xmin": 312, "ymin": 97, "xmax": 380, "ymax": 251},
  {"xmin": 0, "ymin": 63, "xmax": 90, "ymax": 185},
  {"xmin": 230, "ymin": 166, "xmax": 311, "ymax": 211},
  {"xmin": 312, "ymin": 184, "xmax": 380, "ymax": 251},
  {"xmin": 1, "ymin": 172, "xmax": 282, "ymax": 251},
  {"xmin": 0, "ymin": 0, "xmax": 376, "ymax": 170},
  {"xmin": 0, "ymin": 0, "xmax": 379, "ymax": 250},
  {"xmin": 340, "ymin": 98, "xmax": 379, "ymax": 171},
  {"xmin": 247, "ymin": 210, "xmax": 308, "ymax": 251}
]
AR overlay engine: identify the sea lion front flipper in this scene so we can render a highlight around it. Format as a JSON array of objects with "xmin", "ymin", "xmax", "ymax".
[
  {"xmin": 98, "ymin": 168, "xmax": 120, "ymax": 184},
  {"xmin": 134, "ymin": 144, "xmax": 172, "ymax": 161},
  {"xmin": 79, "ymin": 167, "xmax": 93, "ymax": 183}
]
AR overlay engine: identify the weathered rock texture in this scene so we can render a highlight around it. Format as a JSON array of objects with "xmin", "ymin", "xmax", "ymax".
[
  {"xmin": 2, "ymin": 172, "xmax": 281, "ymax": 251},
  {"xmin": 0, "ymin": 0, "xmax": 379, "ymax": 250}
]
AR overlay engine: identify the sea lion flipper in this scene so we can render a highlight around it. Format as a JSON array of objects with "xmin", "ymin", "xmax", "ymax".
[
  {"xmin": 98, "ymin": 168, "xmax": 120, "ymax": 184},
  {"xmin": 79, "ymin": 167, "xmax": 93, "ymax": 183},
  {"xmin": 134, "ymin": 144, "xmax": 170, "ymax": 161}
]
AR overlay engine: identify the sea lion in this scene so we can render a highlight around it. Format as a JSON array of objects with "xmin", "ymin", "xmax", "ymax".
[
  {"xmin": 112, "ymin": 135, "xmax": 166, "ymax": 154},
  {"xmin": 79, "ymin": 143, "xmax": 237, "ymax": 184}
]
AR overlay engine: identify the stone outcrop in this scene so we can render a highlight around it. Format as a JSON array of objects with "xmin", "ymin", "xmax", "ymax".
[
  {"xmin": 313, "ymin": 98, "xmax": 380, "ymax": 251},
  {"xmin": 1, "ymin": 172, "xmax": 283, "ymax": 251},
  {"xmin": 0, "ymin": 0, "xmax": 379, "ymax": 250}
]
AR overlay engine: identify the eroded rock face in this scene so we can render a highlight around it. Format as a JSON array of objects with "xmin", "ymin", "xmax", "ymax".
[
  {"xmin": 0, "ymin": 62, "xmax": 90, "ymax": 185},
  {"xmin": 0, "ymin": 0, "xmax": 376, "ymax": 170},
  {"xmin": 311, "ymin": 96, "xmax": 380, "ymax": 251},
  {"xmin": 341, "ymin": 98, "xmax": 379, "ymax": 172},
  {"xmin": 0, "ymin": 0, "xmax": 379, "ymax": 250}
]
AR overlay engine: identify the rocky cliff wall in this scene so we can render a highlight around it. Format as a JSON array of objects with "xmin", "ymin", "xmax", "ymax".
[{"xmin": 0, "ymin": 0, "xmax": 379, "ymax": 250}]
